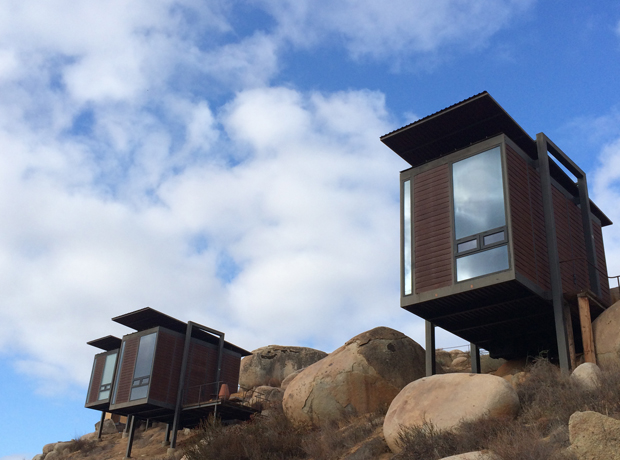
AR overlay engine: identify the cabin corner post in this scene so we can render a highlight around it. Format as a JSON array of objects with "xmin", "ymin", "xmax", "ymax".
[
  {"xmin": 425, "ymin": 321, "xmax": 436, "ymax": 376},
  {"xmin": 97, "ymin": 411, "xmax": 106, "ymax": 440},
  {"xmin": 470, "ymin": 343, "xmax": 481, "ymax": 373},
  {"xmin": 537, "ymin": 133, "xmax": 571, "ymax": 373},
  {"xmin": 170, "ymin": 321, "xmax": 193, "ymax": 450},
  {"xmin": 577, "ymin": 174, "xmax": 601, "ymax": 297}
]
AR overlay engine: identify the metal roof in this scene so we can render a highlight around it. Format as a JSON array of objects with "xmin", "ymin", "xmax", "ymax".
[
  {"xmin": 87, "ymin": 335, "xmax": 122, "ymax": 351},
  {"xmin": 381, "ymin": 92, "xmax": 611, "ymax": 226},
  {"xmin": 112, "ymin": 307, "xmax": 251, "ymax": 356}
]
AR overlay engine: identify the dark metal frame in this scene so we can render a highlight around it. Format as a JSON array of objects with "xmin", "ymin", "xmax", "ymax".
[{"xmin": 536, "ymin": 133, "xmax": 599, "ymax": 372}]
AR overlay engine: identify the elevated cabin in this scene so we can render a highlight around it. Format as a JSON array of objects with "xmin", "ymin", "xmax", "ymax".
[
  {"xmin": 381, "ymin": 92, "xmax": 612, "ymax": 370},
  {"xmin": 86, "ymin": 308, "xmax": 253, "ymax": 452},
  {"xmin": 85, "ymin": 335, "xmax": 122, "ymax": 412}
]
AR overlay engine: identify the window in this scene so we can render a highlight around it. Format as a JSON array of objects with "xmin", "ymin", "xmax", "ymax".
[
  {"xmin": 130, "ymin": 332, "xmax": 157, "ymax": 401},
  {"xmin": 97, "ymin": 352, "xmax": 117, "ymax": 401},
  {"xmin": 452, "ymin": 147, "xmax": 509, "ymax": 282},
  {"xmin": 403, "ymin": 179, "xmax": 412, "ymax": 295}
]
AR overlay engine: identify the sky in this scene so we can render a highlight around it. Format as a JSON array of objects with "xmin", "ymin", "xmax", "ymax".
[{"xmin": 1, "ymin": 1, "xmax": 620, "ymax": 458}]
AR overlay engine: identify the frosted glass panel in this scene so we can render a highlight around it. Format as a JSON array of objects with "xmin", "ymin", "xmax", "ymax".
[
  {"xmin": 456, "ymin": 245, "xmax": 509, "ymax": 282},
  {"xmin": 453, "ymin": 147, "xmax": 506, "ymax": 239},
  {"xmin": 403, "ymin": 180, "xmax": 412, "ymax": 295},
  {"xmin": 99, "ymin": 389, "xmax": 110, "ymax": 400},
  {"xmin": 130, "ymin": 386, "xmax": 149, "ymax": 401}
]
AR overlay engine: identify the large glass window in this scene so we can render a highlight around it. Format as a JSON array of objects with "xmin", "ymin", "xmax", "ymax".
[
  {"xmin": 453, "ymin": 147, "xmax": 509, "ymax": 282},
  {"xmin": 130, "ymin": 333, "xmax": 157, "ymax": 401},
  {"xmin": 403, "ymin": 180, "xmax": 412, "ymax": 295},
  {"xmin": 97, "ymin": 352, "xmax": 118, "ymax": 401}
]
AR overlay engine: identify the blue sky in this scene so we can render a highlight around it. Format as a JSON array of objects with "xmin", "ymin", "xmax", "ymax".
[{"xmin": 2, "ymin": 1, "xmax": 620, "ymax": 458}]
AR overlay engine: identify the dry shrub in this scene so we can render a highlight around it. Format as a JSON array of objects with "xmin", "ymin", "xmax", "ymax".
[
  {"xmin": 488, "ymin": 424, "xmax": 577, "ymax": 460},
  {"xmin": 68, "ymin": 436, "xmax": 97, "ymax": 455},
  {"xmin": 302, "ymin": 411, "xmax": 385, "ymax": 460},
  {"xmin": 183, "ymin": 410, "xmax": 307, "ymax": 460}
]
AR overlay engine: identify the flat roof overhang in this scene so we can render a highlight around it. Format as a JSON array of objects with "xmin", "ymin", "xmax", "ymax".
[
  {"xmin": 87, "ymin": 335, "xmax": 122, "ymax": 351},
  {"xmin": 382, "ymin": 91, "xmax": 611, "ymax": 226},
  {"xmin": 112, "ymin": 307, "xmax": 251, "ymax": 356}
]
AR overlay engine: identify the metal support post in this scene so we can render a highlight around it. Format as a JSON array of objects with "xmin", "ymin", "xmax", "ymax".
[
  {"xmin": 577, "ymin": 176, "xmax": 600, "ymax": 297},
  {"xmin": 97, "ymin": 411, "xmax": 106, "ymax": 440},
  {"xmin": 537, "ymin": 133, "xmax": 570, "ymax": 373},
  {"xmin": 162, "ymin": 423, "xmax": 171, "ymax": 446},
  {"xmin": 170, "ymin": 321, "xmax": 193, "ymax": 451},
  {"xmin": 122, "ymin": 415, "xmax": 132, "ymax": 438},
  {"xmin": 124, "ymin": 415, "xmax": 137, "ymax": 459},
  {"xmin": 470, "ymin": 343, "xmax": 481, "ymax": 374},
  {"xmin": 425, "ymin": 321, "xmax": 436, "ymax": 376}
]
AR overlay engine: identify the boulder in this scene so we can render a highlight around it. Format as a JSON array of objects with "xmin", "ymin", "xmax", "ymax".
[
  {"xmin": 439, "ymin": 452, "xmax": 501, "ymax": 460},
  {"xmin": 568, "ymin": 411, "xmax": 620, "ymax": 459},
  {"xmin": 493, "ymin": 358, "xmax": 526, "ymax": 377},
  {"xmin": 281, "ymin": 368, "xmax": 303, "ymax": 390},
  {"xmin": 283, "ymin": 327, "xmax": 426, "ymax": 425},
  {"xmin": 570, "ymin": 363, "xmax": 601, "ymax": 390},
  {"xmin": 42, "ymin": 443, "xmax": 56, "ymax": 455},
  {"xmin": 250, "ymin": 385, "xmax": 285, "ymax": 409},
  {"xmin": 32, "ymin": 455, "xmax": 44, "ymax": 460},
  {"xmin": 384, "ymin": 373, "xmax": 519, "ymax": 453},
  {"xmin": 239, "ymin": 345, "xmax": 327, "ymax": 389},
  {"xmin": 593, "ymin": 300, "xmax": 620, "ymax": 368},
  {"xmin": 94, "ymin": 418, "xmax": 118, "ymax": 435}
]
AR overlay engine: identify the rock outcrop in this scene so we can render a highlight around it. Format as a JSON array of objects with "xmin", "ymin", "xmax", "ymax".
[
  {"xmin": 439, "ymin": 452, "xmax": 501, "ymax": 460},
  {"xmin": 383, "ymin": 373, "xmax": 520, "ymax": 453},
  {"xmin": 569, "ymin": 411, "xmax": 620, "ymax": 459},
  {"xmin": 239, "ymin": 345, "xmax": 327, "ymax": 389},
  {"xmin": 593, "ymin": 300, "xmax": 620, "ymax": 368},
  {"xmin": 570, "ymin": 362, "xmax": 601, "ymax": 390},
  {"xmin": 283, "ymin": 327, "xmax": 426, "ymax": 426}
]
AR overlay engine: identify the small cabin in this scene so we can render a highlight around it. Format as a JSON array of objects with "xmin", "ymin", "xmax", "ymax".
[
  {"xmin": 85, "ymin": 335, "xmax": 122, "ymax": 412},
  {"xmin": 381, "ymin": 92, "xmax": 612, "ymax": 370},
  {"xmin": 86, "ymin": 308, "xmax": 252, "ymax": 426}
]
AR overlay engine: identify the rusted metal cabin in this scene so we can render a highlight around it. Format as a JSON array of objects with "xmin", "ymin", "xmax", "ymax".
[
  {"xmin": 85, "ymin": 335, "xmax": 122, "ymax": 412},
  {"xmin": 86, "ymin": 307, "xmax": 253, "ymax": 453},
  {"xmin": 381, "ymin": 92, "xmax": 612, "ymax": 372}
]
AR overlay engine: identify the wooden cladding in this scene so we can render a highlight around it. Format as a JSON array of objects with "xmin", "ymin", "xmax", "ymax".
[
  {"xmin": 506, "ymin": 146, "xmax": 550, "ymax": 291},
  {"xmin": 593, "ymin": 220, "xmax": 611, "ymax": 305},
  {"xmin": 413, "ymin": 164, "xmax": 452, "ymax": 293},
  {"xmin": 150, "ymin": 330, "xmax": 184, "ymax": 406},
  {"xmin": 114, "ymin": 335, "xmax": 139, "ymax": 405},
  {"xmin": 87, "ymin": 355, "xmax": 105, "ymax": 404}
]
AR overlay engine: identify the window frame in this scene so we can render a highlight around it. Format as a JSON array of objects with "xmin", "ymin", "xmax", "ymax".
[{"xmin": 450, "ymin": 143, "xmax": 511, "ymax": 283}]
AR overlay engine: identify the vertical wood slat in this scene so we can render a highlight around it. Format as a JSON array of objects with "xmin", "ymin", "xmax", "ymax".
[
  {"xmin": 115, "ymin": 336, "xmax": 139, "ymax": 405},
  {"xmin": 414, "ymin": 164, "xmax": 452, "ymax": 294},
  {"xmin": 578, "ymin": 296, "xmax": 597, "ymax": 364},
  {"xmin": 87, "ymin": 355, "xmax": 105, "ymax": 404},
  {"xmin": 150, "ymin": 330, "xmax": 184, "ymax": 405}
]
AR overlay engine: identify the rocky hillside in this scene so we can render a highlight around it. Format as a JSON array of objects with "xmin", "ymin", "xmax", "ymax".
[{"xmin": 32, "ymin": 300, "xmax": 620, "ymax": 460}]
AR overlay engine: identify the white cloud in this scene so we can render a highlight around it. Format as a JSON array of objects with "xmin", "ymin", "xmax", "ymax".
[
  {"xmin": 592, "ymin": 137, "xmax": 620, "ymax": 279},
  {"xmin": 258, "ymin": 0, "xmax": 535, "ymax": 60}
]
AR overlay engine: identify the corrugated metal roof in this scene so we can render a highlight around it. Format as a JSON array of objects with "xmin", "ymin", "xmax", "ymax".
[
  {"xmin": 112, "ymin": 307, "xmax": 251, "ymax": 356},
  {"xmin": 381, "ymin": 92, "xmax": 612, "ymax": 226}
]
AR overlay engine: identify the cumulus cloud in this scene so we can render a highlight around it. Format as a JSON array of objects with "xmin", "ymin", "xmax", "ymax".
[
  {"xmin": 0, "ymin": 0, "xmax": 529, "ymax": 398},
  {"xmin": 257, "ymin": 0, "xmax": 535, "ymax": 60}
]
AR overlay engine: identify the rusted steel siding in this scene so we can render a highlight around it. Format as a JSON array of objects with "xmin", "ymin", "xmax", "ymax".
[
  {"xmin": 506, "ymin": 146, "xmax": 551, "ymax": 291},
  {"xmin": 114, "ymin": 336, "xmax": 139, "ymax": 405},
  {"xmin": 552, "ymin": 187, "xmax": 590, "ymax": 295},
  {"xmin": 414, "ymin": 164, "xmax": 453, "ymax": 293},
  {"xmin": 221, "ymin": 352, "xmax": 241, "ymax": 392},
  {"xmin": 593, "ymin": 220, "xmax": 611, "ymax": 305},
  {"xmin": 150, "ymin": 330, "xmax": 184, "ymax": 405},
  {"xmin": 87, "ymin": 355, "xmax": 105, "ymax": 404}
]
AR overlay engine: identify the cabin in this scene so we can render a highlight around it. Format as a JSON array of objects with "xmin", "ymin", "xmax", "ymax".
[
  {"xmin": 85, "ymin": 307, "xmax": 253, "ymax": 454},
  {"xmin": 381, "ymin": 92, "xmax": 612, "ymax": 373}
]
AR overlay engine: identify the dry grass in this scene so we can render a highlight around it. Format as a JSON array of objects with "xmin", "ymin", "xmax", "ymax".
[{"xmin": 182, "ymin": 360, "xmax": 620, "ymax": 460}]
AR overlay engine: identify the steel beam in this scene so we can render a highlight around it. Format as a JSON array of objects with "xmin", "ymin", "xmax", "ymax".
[
  {"xmin": 537, "ymin": 133, "xmax": 570, "ymax": 373},
  {"xmin": 170, "ymin": 321, "xmax": 193, "ymax": 450},
  {"xmin": 425, "ymin": 321, "xmax": 436, "ymax": 376},
  {"xmin": 124, "ymin": 415, "xmax": 137, "ymax": 459},
  {"xmin": 97, "ymin": 411, "xmax": 106, "ymax": 440},
  {"xmin": 470, "ymin": 343, "xmax": 481, "ymax": 374}
]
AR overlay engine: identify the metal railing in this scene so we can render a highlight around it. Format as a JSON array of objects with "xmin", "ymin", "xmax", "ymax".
[{"xmin": 183, "ymin": 381, "xmax": 268, "ymax": 410}]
